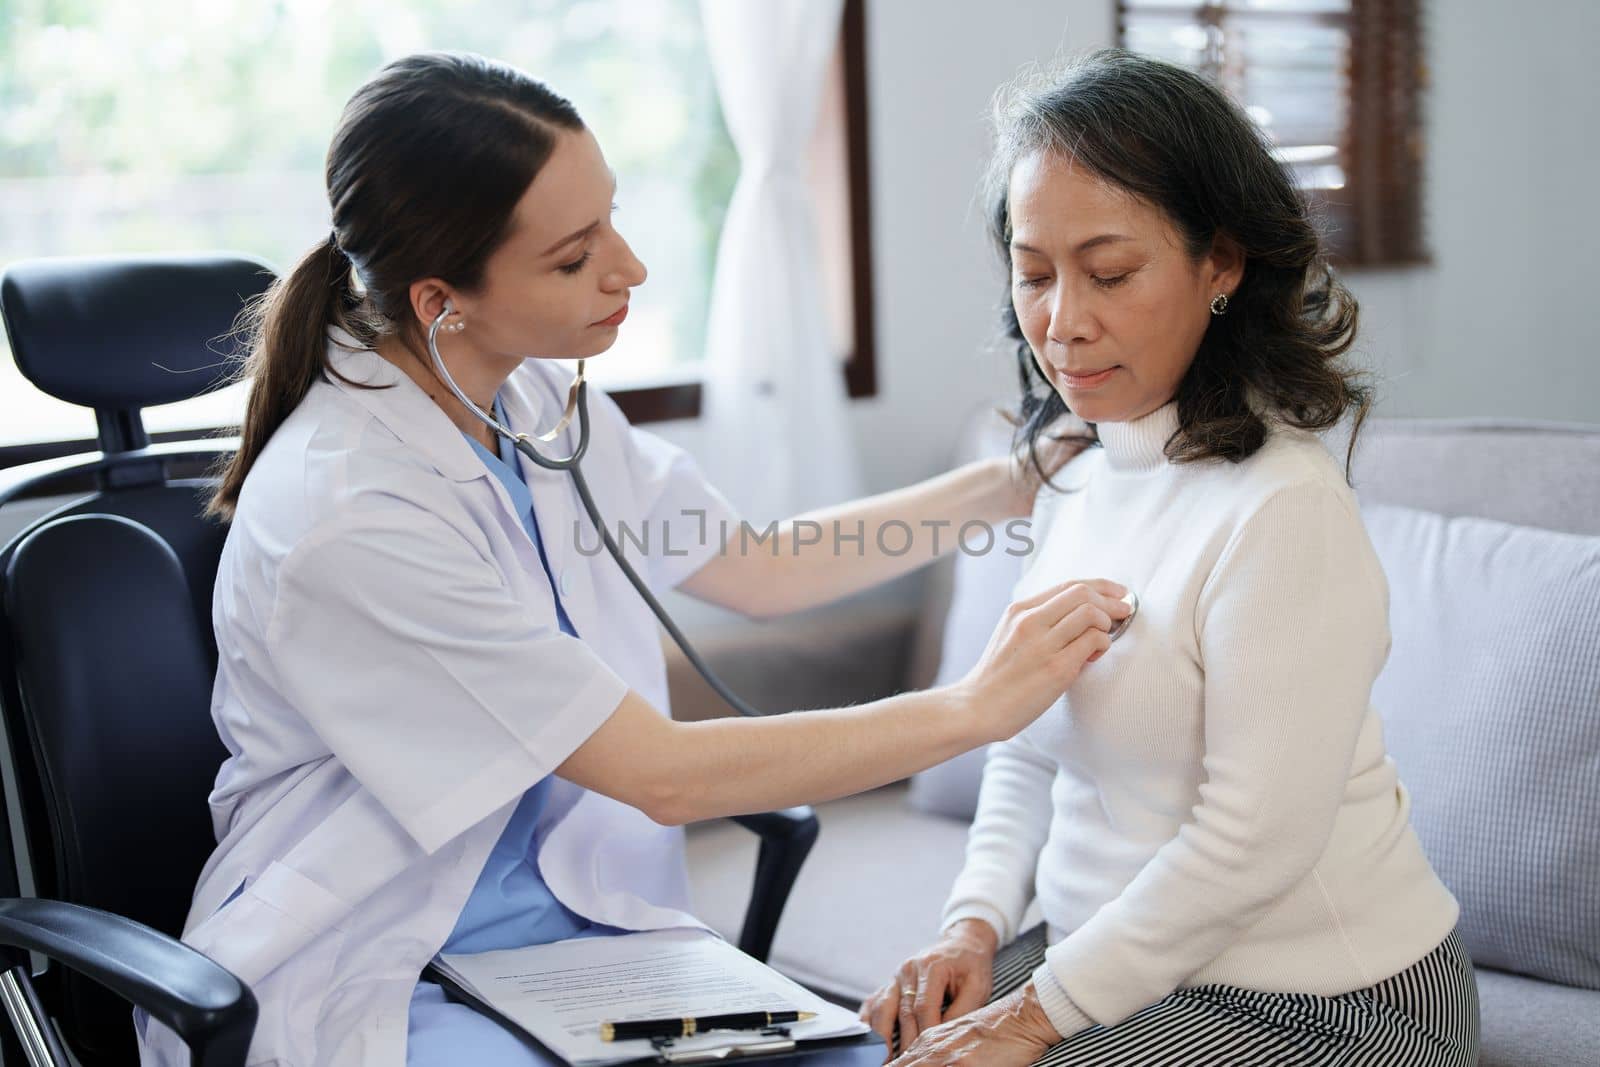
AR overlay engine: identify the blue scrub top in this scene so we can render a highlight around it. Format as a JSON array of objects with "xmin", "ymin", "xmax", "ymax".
[
  {"xmin": 410, "ymin": 400, "xmax": 626, "ymax": 1066},
  {"xmin": 441, "ymin": 397, "xmax": 613, "ymax": 953}
]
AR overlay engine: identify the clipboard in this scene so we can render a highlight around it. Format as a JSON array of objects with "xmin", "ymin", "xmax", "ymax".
[{"xmin": 423, "ymin": 962, "xmax": 887, "ymax": 1066}]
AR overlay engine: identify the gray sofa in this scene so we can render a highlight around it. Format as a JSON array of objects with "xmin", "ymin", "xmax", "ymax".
[{"xmin": 676, "ymin": 413, "xmax": 1600, "ymax": 1067}]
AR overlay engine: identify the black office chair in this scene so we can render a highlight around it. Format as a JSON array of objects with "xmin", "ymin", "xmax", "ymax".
[
  {"xmin": 0, "ymin": 253, "xmax": 820, "ymax": 1065},
  {"xmin": 0, "ymin": 253, "xmax": 275, "ymax": 1066},
  {"xmin": 2, "ymin": 514, "xmax": 256, "ymax": 1067}
]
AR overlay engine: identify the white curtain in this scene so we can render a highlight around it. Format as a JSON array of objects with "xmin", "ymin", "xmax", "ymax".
[{"xmin": 698, "ymin": 0, "xmax": 863, "ymax": 525}]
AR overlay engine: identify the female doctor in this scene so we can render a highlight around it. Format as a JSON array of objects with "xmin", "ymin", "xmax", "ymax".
[{"xmin": 135, "ymin": 52, "xmax": 1130, "ymax": 1067}]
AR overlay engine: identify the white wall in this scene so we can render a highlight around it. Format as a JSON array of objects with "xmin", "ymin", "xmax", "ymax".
[
  {"xmin": 841, "ymin": 0, "xmax": 1116, "ymax": 493},
  {"xmin": 655, "ymin": 0, "xmax": 1599, "ymax": 500},
  {"xmin": 1349, "ymin": 0, "xmax": 1600, "ymax": 421}
]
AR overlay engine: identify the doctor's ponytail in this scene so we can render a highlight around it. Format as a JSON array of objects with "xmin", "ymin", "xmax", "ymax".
[
  {"xmin": 206, "ymin": 51, "xmax": 584, "ymax": 520},
  {"xmin": 207, "ymin": 234, "xmax": 363, "ymax": 519}
]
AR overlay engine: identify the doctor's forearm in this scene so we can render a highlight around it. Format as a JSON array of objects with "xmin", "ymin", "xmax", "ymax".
[
  {"xmin": 698, "ymin": 458, "xmax": 1017, "ymax": 618},
  {"xmin": 671, "ymin": 688, "xmax": 986, "ymax": 821},
  {"xmin": 557, "ymin": 685, "xmax": 984, "ymax": 826},
  {"xmin": 559, "ymin": 579, "xmax": 1120, "ymax": 824}
]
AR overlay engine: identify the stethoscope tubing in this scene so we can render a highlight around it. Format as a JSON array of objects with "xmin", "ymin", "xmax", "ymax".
[{"xmin": 428, "ymin": 304, "xmax": 766, "ymax": 719}]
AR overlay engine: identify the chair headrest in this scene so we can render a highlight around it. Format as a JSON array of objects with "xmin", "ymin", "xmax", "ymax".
[{"xmin": 0, "ymin": 253, "xmax": 276, "ymax": 410}]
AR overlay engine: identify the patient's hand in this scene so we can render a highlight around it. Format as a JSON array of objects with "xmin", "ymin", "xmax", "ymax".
[
  {"xmin": 885, "ymin": 981, "xmax": 1059, "ymax": 1067},
  {"xmin": 859, "ymin": 918, "xmax": 999, "ymax": 1054}
]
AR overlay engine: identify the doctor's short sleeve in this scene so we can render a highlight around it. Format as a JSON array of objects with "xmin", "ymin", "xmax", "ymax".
[
  {"xmin": 592, "ymin": 387, "xmax": 741, "ymax": 591},
  {"xmin": 265, "ymin": 505, "xmax": 629, "ymax": 854}
]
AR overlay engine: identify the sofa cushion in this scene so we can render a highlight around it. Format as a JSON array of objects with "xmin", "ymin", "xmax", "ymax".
[
  {"xmin": 687, "ymin": 784, "xmax": 992, "ymax": 1001},
  {"xmin": 664, "ymin": 599, "xmax": 915, "ymax": 723},
  {"xmin": 903, "ymin": 526, "xmax": 1025, "ymax": 819},
  {"xmin": 1477, "ymin": 967, "xmax": 1600, "ymax": 1067},
  {"xmin": 906, "ymin": 410, "xmax": 1027, "ymax": 820},
  {"xmin": 1365, "ymin": 502, "xmax": 1600, "ymax": 990},
  {"xmin": 1345, "ymin": 418, "xmax": 1600, "ymax": 537}
]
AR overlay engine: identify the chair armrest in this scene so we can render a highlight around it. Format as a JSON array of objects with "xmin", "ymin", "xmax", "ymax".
[
  {"xmin": 729, "ymin": 807, "xmax": 820, "ymax": 963},
  {"xmin": 0, "ymin": 441, "xmax": 239, "ymax": 511},
  {"xmin": 0, "ymin": 898, "xmax": 255, "ymax": 1067}
]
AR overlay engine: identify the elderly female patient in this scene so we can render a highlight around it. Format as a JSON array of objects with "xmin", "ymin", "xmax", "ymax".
[{"xmin": 859, "ymin": 50, "xmax": 1479, "ymax": 1067}]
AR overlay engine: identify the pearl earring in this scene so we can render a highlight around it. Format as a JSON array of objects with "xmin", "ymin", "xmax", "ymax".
[
  {"xmin": 445, "ymin": 319, "xmax": 466, "ymax": 334},
  {"xmin": 1209, "ymin": 293, "xmax": 1230, "ymax": 316}
]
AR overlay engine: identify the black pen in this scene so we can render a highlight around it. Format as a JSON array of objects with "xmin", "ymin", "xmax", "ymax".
[{"xmin": 600, "ymin": 1010, "xmax": 818, "ymax": 1042}]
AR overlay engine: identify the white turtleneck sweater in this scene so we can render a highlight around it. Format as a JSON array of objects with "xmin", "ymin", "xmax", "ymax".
[{"xmin": 941, "ymin": 402, "xmax": 1459, "ymax": 1039}]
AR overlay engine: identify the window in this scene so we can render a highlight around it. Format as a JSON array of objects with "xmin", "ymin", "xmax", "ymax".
[
  {"xmin": 0, "ymin": 0, "xmax": 875, "ymax": 458},
  {"xmin": 1119, "ymin": 0, "xmax": 1426, "ymax": 267}
]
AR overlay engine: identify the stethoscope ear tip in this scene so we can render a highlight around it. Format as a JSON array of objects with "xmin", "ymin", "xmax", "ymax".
[{"xmin": 424, "ymin": 305, "xmax": 589, "ymax": 470}]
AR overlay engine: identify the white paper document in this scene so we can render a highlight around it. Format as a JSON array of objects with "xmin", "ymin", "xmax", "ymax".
[{"xmin": 434, "ymin": 928, "xmax": 871, "ymax": 1065}]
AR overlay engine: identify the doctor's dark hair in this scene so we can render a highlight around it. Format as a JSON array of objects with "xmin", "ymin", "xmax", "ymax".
[
  {"xmin": 207, "ymin": 51, "xmax": 584, "ymax": 519},
  {"xmin": 990, "ymin": 50, "xmax": 1370, "ymax": 484}
]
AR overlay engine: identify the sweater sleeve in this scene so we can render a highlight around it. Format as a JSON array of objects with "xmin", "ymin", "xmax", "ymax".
[
  {"xmin": 940, "ymin": 726, "xmax": 1058, "ymax": 946},
  {"xmin": 1035, "ymin": 480, "xmax": 1389, "ymax": 1031}
]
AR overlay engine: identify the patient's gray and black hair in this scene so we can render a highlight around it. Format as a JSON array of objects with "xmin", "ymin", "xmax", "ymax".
[{"xmin": 989, "ymin": 49, "xmax": 1370, "ymax": 483}]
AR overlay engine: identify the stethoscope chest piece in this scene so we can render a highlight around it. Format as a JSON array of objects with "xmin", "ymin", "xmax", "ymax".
[{"xmin": 1108, "ymin": 589, "xmax": 1139, "ymax": 643}]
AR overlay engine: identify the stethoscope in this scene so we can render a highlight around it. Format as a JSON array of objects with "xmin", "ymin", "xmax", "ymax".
[
  {"xmin": 428, "ymin": 302, "xmax": 768, "ymax": 719},
  {"xmin": 426, "ymin": 303, "xmax": 1141, "ymax": 721}
]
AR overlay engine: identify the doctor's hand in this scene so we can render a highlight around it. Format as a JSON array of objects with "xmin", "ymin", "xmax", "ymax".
[
  {"xmin": 952, "ymin": 578, "xmax": 1128, "ymax": 744},
  {"xmin": 859, "ymin": 918, "xmax": 998, "ymax": 1051}
]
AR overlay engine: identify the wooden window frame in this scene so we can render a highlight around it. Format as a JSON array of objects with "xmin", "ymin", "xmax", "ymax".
[
  {"xmin": 610, "ymin": 0, "xmax": 877, "ymax": 424},
  {"xmin": 1116, "ymin": 0, "xmax": 1427, "ymax": 269}
]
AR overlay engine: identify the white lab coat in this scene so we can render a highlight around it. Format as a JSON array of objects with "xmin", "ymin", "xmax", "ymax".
[{"xmin": 137, "ymin": 330, "xmax": 739, "ymax": 1066}]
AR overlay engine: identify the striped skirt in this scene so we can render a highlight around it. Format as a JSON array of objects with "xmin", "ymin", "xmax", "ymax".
[{"xmin": 990, "ymin": 926, "xmax": 1481, "ymax": 1066}]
